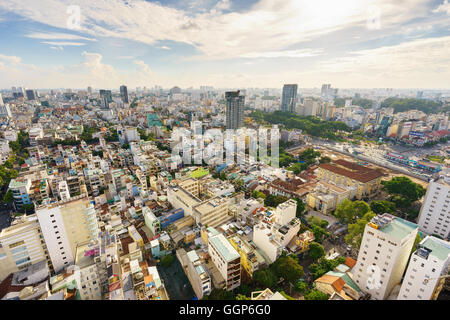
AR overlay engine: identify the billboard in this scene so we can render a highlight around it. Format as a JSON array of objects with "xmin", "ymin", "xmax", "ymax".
[{"xmin": 409, "ymin": 131, "xmax": 425, "ymax": 138}]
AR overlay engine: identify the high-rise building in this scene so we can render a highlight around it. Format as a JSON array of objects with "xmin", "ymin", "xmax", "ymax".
[
  {"xmin": 99, "ymin": 90, "xmax": 112, "ymax": 109},
  {"xmin": 0, "ymin": 93, "xmax": 3, "ymax": 106},
  {"xmin": 303, "ymin": 98, "xmax": 319, "ymax": 116},
  {"xmin": 281, "ymin": 84, "xmax": 297, "ymax": 113},
  {"xmin": 25, "ymin": 89, "xmax": 36, "ymax": 101},
  {"xmin": 0, "ymin": 214, "xmax": 50, "ymax": 281},
  {"xmin": 35, "ymin": 196, "xmax": 99, "ymax": 273},
  {"xmin": 398, "ymin": 236, "xmax": 450, "ymax": 300},
  {"xmin": 207, "ymin": 228, "xmax": 241, "ymax": 291},
  {"xmin": 225, "ymin": 90, "xmax": 245, "ymax": 130},
  {"xmin": 87, "ymin": 86, "xmax": 93, "ymax": 95},
  {"xmin": 120, "ymin": 85, "xmax": 129, "ymax": 104},
  {"xmin": 417, "ymin": 177, "xmax": 450, "ymax": 240},
  {"xmin": 352, "ymin": 213, "xmax": 418, "ymax": 300}
]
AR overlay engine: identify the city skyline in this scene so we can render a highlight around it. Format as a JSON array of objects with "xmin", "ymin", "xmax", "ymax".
[{"xmin": 0, "ymin": 0, "xmax": 450, "ymax": 89}]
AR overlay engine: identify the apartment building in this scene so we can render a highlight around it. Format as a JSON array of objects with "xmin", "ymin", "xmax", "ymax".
[
  {"xmin": 398, "ymin": 236, "xmax": 450, "ymax": 300},
  {"xmin": 0, "ymin": 215, "xmax": 49, "ymax": 281},
  {"xmin": 74, "ymin": 241, "xmax": 103, "ymax": 300},
  {"xmin": 353, "ymin": 214, "xmax": 418, "ymax": 300},
  {"xmin": 417, "ymin": 177, "xmax": 450, "ymax": 240},
  {"xmin": 8, "ymin": 177, "xmax": 32, "ymax": 210},
  {"xmin": 178, "ymin": 249, "xmax": 212, "ymax": 299},
  {"xmin": 306, "ymin": 181, "xmax": 357, "ymax": 214},
  {"xmin": 36, "ymin": 196, "xmax": 99, "ymax": 272},
  {"xmin": 208, "ymin": 231, "xmax": 241, "ymax": 291},
  {"xmin": 228, "ymin": 235, "xmax": 265, "ymax": 277}
]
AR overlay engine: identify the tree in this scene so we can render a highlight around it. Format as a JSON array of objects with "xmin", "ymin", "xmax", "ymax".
[
  {"xmin": 161, "ymin": 254, "xmax": 175, "ymax": 267},
  {"xmin": 252, "ymin": 190, "xmax": 266, "ymax": 199},
  {"xmin": 294, "ymin": 280, "xmax": 308, "ymax": 294},
  {"xmin": 264, "ymin": 194, "xmax": 289, "ymax": 208},
  {"xmin": 334, "ymin": 199, "xmax": 371, "ymax": 224},
  {"xmin": 319, "ymin": 156, "xmax": 331, "ymax": 164},
  {"xmin": 345, "ymin": 211, "xmax": 376, "ymax": 249},
  {"xmin": 382, "ymin": 176, "xmax": 426, "ymax": 203},
  {"xmin": 308, "ymin": 242, "xmax": 325, "ymax": 261},
  {"xmin": 203, "ymin": 289, "xmax": 235, "ymax": 300},
  {"xmin": 294, "ymin": 198, "xmax": 305, "ymax": 217},
  {"xmin": 305, "ymin": 289, "xmax": 329, "ymax": 300},
  {"xmin": 272, "ymin": 255, "xmax": 304, "ymax": 284},
  {"xmin": 370, "ymin": 200, "xmax": 396, "ymax": 214},
  {"xmin": 2, "ymin": 190, "xmax": 13, "ymax": 204},
  {"xmin": 253, "ymin": 269, "xmax": 277, "ymax": 288},
  {"xmin": 309, "ymin": 257, "xmax": 346, "ymax": 279},
  {"xmin": 235, "ymin": 294, "xmax": 250, "ymax": 300}
]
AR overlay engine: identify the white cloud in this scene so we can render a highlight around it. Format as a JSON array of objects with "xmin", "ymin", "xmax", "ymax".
[
  {"xmin": 240, "ymin": 49, "xmax": 323, "ymax": 59},
  {"xmin": 41, "ymin": 41, "xmax": 86, "ymax": 46},
  {"xmin": 433, "ymin": 0, "xmax": 450, "ymax": 14},
  {"xmin": 26, "ymin": 32, "xmax": 97, "ymax": 41},
  {"xmin": 0, "ymin": 0, "xmax": 433, "ymax": 59},
  {"xmin": 134, "ymin": 59, "xmax": 152, "ymax": 76},
  {"xmin": 159, "ymin": 46, "xmax": 171, "ymax": 50}
]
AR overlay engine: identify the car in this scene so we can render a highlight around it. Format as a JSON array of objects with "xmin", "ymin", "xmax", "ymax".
[{"xmin": 346, "ymin": 245, "xmax": 352, "ymax": 252}]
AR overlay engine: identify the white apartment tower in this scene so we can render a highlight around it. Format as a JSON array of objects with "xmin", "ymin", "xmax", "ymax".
[
  {"xmin": 208, "ymin": 230, "xmax": 241, "ymax": 291},
  {"xmin": 398, "ymin": 236, "xmax": 450, "ymax": 300},
  {"xmin": 36, "ymin": 196, "xmax": 99, "ymax": 272},
  {"xmin": 353, "ymin": 213, "xmax": 418, "ymax": 300},
  {"xmin": 417, "ymin": 176, "xmax": 450, "ymax": 240}
]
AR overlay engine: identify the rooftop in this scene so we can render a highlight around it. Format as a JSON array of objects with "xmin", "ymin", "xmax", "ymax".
[
  {"xmin": 319, "ymin": 159, "xmax": 384, "ymax": 183},
  {"xmin": 419, "ymin": 236, "xmax": 450, "ymax": 261},
  {"xmin": 209, "ymin": 234, "xmax": 240, "ymax": 262}
]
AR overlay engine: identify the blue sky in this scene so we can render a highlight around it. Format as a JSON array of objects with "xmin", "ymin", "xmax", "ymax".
[{"xmin": 0, "ymin": 0, "xmax": 449, "ymax": 89}]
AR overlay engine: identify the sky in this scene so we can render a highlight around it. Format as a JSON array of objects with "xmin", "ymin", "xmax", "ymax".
[{"xmin": 0, "ymin": 0, "xmax": 449, "ymax": 90}]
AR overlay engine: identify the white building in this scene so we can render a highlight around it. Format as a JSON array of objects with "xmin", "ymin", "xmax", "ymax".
[
  {"xmin": 352, "ymin": 213, "xmax": 418, "ymax": 300},
  {"xmin": 253, "ymin": 222, "xmax": 284, "ymax": 263},
  {"xmin": 417, "ymin": 177, "xmax": 450, "ymax": 240},
  {"xmin": 36, "ymin": 196, "xmax": 99, "ymax": 272},
  {"xmin": 0, "ymin": 215, "xmax": 49, "ymax": 281},
  {"xmin": 208, "ymin": 231, "xmax": 241, "ymax": 291},
  {"xmin": 398, "ymin": 236, "xmax": 450, "ymax": 300}
]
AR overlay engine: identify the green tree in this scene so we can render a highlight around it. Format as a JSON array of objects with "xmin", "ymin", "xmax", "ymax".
[
  {"xmin": 252, "ymin": 190, "xmax": 266, "ymax": 199},
  {"xmin": 334, "ymin": 199, "xmax": 371, "ymax": 224},
  {"xmin": 294, "ymin": 198, "xmax": 305, "ymax": 217},
  {"xmin": 203, "ymin": 289, "xmax": 235, "ymax": 300},
  {"xmin": 345, "ymin": 211, "xmax": 376, "ymax": 249},
  {"xmin": 308, "ymin": 242, "xmax": 325, "ymax": 261},
  {"xmin": 294, "ymin": 280, "xmax": 308, "ymax": 294},
  {"xmin": 264, "ymin": 194, "xmax": 289, "ymax": 208},
  {"xmin": 370, "ymin": 200, "xmax": 396, "ymax": 214},
  {"xmin": 272, "ymin": 255, "xmax": 304, "ymax": 284},
  {"xmin": 382, "ymin": 176, "xmax": 426, "ymax": 203},
  {"xmin": 2, "ymin": 190, "xmax": 13, "ymax": 203},
  {"xmin": 253, "ymin": 269, "xmax": 277, "ymax": 289},
  {"xmin": 235, "ymin": 294, "xmax": 250, "ymax": 300},
  {"xmin": 319, "ymin": 156, "xmax": 331, "ymax": 164},
  {"xmin": 161, "ymin": 254, "xmax": 175, "ymax": 267},
  {"xmin": 305, "ymin": 289, "xmax": 329, "ymax": 300}
]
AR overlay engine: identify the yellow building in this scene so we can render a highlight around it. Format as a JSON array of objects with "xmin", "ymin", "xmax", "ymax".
[
  {"xmin": 316, "ymin": 159, "xmax": 384, "ymax": 200},
  {"xmin": 228, "ymin": 235, "xmax": 265, "ymax": 277}
]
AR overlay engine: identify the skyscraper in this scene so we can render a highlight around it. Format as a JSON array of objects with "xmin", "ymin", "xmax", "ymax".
[
  {"xmin": 120, "ymin": 85, "xmax": 129, "ymax": 104},
  {"xmin": 281, "ymin": 84, "xmax": 297, "ymax": 113},
  {"xmin": 225, "ymin": 91, "xmax": 245, "ymax": 130},
  {"xmin": 0, "ymin": 93, "xmax": 3, "ymax": 106},
  {"xmin": 25, "ymin": 89, "xmax": 36, "ymax": 101},
  {"xmin": 99, "ymin": 89, "xmax": 112, "ymax": 109}
]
